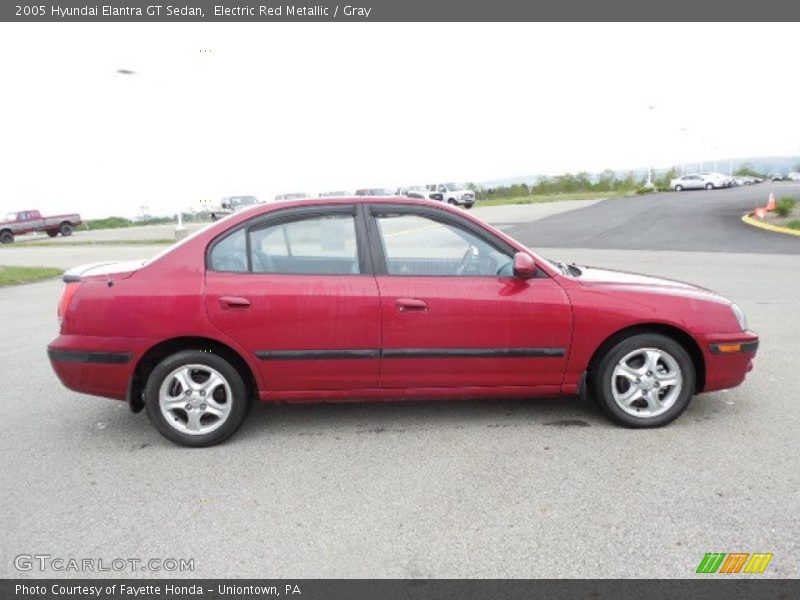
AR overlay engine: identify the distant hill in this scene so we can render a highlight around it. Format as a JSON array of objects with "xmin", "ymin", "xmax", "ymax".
[{"xmin": 479, "ymin": 155, "xmax": 800, "ymax": 189}]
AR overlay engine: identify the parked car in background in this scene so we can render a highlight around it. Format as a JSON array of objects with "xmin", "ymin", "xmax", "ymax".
[
  {"xmin": 670, "ymin": 174, "xmax": 705, "ymax": 191},
  {"xmin": 355, "ymin": 188, "xmax": 395, "ymax": 196},
  {"xmin": 703, "ymin": 172, "xmax": 734, "ymax": 188},
  {"xmin": 47, "ymin": 196, "xmax": 758, "ymax": 446},
  {"xmin": 397, "ymin": 186, "xmax": 444, "ymax": 202},
  {"xmin": 274, "ymin": 193, "xmax": 308, "ymax": 202},
  {"xmin": 220, "ymin": 196, "xmax": 260, "ymax": 215},
  {"xmin": 670, "ymin": 173, "xmax": 730, "ymax": 191},
  {"xmin": 770, "ymin": 173, "xmax": 784, "ymax": 181},
  {"xmin": 319, "ymin": 191, "xmax": 351, "ymax": 197},
  {"xmin": 734, "ymin": 176, "xmax": 756, "ymax": 186},
  {"xmin": 787, "ymin": 172, "xmax": 800, "ymax": 182},
  {"xmin": 427, "ymin": 183, "xmax": 476, "ymax": 208},
  {"xmin": 0, "ymin": 209, "xmax": 82, "ymax": 244}
]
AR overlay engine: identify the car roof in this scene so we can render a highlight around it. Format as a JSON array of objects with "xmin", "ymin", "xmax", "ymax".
[{"xmin": 231, "ymin": 195, "xmax": 459, "ymax": 219}]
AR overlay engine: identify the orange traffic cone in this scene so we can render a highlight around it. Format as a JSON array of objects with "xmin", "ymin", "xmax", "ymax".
[{"xmin": 766, "ymin": 192, "xmax": 776, "ymax": 211}]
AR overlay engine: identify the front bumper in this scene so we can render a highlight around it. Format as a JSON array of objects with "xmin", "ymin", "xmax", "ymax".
[{"xmin": 702, "ymin": 331, "xmax": 759, "ymax": 392}]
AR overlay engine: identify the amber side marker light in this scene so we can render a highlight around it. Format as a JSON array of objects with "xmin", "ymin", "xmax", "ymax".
[{"xmin": 716, "ymin": 344, "xmax": 742, "ymax": 354}]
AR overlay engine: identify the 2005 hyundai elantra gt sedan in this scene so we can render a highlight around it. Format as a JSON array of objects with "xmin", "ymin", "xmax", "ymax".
[{"xmin": 47, "ymin": 197, "xmax": 758, "ymax": 446}]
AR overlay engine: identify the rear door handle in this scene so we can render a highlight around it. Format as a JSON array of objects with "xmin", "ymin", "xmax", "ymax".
[
  {"xmin": 219, "ymin": 296, "xmax": 251, "ymax": 310},
  {"xmin": 395, "ymin": 298, "xmax": 428, "ymax": 313}
]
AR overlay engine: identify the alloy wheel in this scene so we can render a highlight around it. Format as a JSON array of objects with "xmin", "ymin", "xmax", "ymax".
[
  {"xmin": 158, "ymin": 364, "xmax": 233, "ymax": 435},
  {"xmin": 610, "ymin": 347, "xmax": 683, "ymax": 418}
]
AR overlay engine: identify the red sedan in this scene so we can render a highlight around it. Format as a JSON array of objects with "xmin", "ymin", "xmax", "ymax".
[{"xmin": 47, "ymin": 197, "xmax": 758, "ymax": 446}]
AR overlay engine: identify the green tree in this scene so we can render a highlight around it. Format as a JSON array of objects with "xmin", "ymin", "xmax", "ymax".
[{"xmin": 734, "ymin": 163, "xmax": 767, "ymax": 178}]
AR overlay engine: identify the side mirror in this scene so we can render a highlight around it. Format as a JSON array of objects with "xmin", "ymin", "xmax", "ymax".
[{"xmin": 513, "ymin": 252, "xmax": 537, "ymax": 279}]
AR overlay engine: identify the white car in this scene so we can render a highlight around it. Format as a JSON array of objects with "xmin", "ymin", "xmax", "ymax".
[
  {"xmin": 670, "ymin": 173, "xmax": 729, "ymax": 191},
  {"xmin": 213, "ymin": 195, "xmax": 261, "ymax": 217},
  {"xmin": 397, "ymin": 186, "xmax": 444, "ymax": 202},
  {"xmin": 787, "ymin": 172, "xmax": 800, "ymax": 182},
  {"xmin": 274, "ymin": 193, "xmax": 308, "ymax": 202},
  {"xmin": 354, "ymin": 188, "xmax": 395, "ymax": 196},
  {"xmin": 427, "ymin": 183, "xmax": 476, "ymax": 208}
]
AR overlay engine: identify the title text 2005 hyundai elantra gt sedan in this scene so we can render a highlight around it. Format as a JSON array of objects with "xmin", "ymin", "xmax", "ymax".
[{"xmin": 47, "ymin": 197, "xmax": 758, "ymax": 446}]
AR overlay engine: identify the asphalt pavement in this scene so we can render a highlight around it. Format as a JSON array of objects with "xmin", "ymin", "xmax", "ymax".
[
  {"xmin": 508, "ymin": 182, "xmax": 800, "ymax": 254},
  {"xmin": 1, "ymin": 192, "xmax": 798, "ymax": 579}
]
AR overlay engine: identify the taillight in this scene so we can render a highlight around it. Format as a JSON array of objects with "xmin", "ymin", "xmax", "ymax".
[{"xmin": 57, "ymin": 282, "xmax": 80, "ymax": 325}]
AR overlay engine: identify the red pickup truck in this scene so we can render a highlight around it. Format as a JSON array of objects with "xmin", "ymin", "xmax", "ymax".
[{"xmin": 0, "ymin": 209, "xmax": 83, "ymax": 244}]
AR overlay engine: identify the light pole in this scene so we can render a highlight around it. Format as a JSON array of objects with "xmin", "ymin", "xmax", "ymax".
[
  {"xmin": 645, "ymin": 105, "xmax": 655, "ymax": 187},
  {"xmin": 679, "ymin": 127, "xmax": 689, "ymax": 175}
]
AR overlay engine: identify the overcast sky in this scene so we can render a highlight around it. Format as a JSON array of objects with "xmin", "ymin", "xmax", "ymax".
[{"xmin": 1, "ymin": 22, "xmax": 798, "ymax": 218}]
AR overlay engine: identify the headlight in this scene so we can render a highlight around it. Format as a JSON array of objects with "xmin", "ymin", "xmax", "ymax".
[{"xmin": 731, "ymin": 303, "xmax": 747, "ymax": 331}]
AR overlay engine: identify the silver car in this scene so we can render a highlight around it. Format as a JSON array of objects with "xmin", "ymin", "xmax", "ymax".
[{"xmin": 670, "ymin": 173, "xmax": 726, "ymax": 191}]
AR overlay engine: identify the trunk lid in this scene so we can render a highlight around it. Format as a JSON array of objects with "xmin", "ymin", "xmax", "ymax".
[{"xmin": 62, "ymin": 260, "xmax": 146, "ymax": 282}]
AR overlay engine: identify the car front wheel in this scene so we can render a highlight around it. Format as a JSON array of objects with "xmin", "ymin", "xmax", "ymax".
[
  {"xmin": 674, "ymin": 185, "xmax": 683, "ymax": 192},
  {"xmin": 590, "ymin": 333, "xmax": 695, "ymax": 428},
  {"xmin": 705, "ymin": 183, "xmax": 714, "ymax": 190},
  {"xmin": 144, "ymin": 350, "xmax": 250, "ymax": 446}
]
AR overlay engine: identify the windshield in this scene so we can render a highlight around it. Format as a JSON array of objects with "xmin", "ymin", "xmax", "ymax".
[{"xmin": 444, "ymin": 183, "xmax": 466, "ymax": 191}]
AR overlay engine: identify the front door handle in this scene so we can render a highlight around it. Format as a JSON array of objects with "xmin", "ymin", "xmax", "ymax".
[
  {"xmin": 219, "ymin": 296, "xmax": 251, "ymax": 310},
  {"xmin": 395, "ymin": 298, "xmax": 428, "ymax": 313}
]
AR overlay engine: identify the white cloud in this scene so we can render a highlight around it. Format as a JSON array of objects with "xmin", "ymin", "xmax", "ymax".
[{"xmin": 1, "ymin": 22, "xmax": 798, "ymax": 217}]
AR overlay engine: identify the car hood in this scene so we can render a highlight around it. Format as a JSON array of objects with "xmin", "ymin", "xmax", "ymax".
[{"xmin": 572, "ymin": 265, "xmax": 729, "ymax": 304}]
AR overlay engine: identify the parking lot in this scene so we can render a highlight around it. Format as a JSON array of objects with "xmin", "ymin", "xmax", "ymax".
[{"xmin": 1, "ymin": 186, "xmax": 798, "ymax": 578}]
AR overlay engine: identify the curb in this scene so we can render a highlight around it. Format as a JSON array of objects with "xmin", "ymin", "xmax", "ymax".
[{"xmin": 741, "ymin": 213, "xmax": 800, "ymax": 237}]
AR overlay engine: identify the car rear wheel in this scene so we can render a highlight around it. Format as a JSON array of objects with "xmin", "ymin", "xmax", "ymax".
[
  {"xmin": 590, "ymin": 333, "xmax": 695, "ymax": 428},
  {"xmin": 60, "ymin": 222, "xmax": 73, "ymax": 236},
  {"xmin": 144, "ymin": 350, "xmax": 250, "ymax": 447},
  {"xmin": 447, "ymin": 198, "xmax": 458, "ymax": 206},
  {"xmin": 705, "ymin": 183, "xmax": 714, "ymax": 190}
]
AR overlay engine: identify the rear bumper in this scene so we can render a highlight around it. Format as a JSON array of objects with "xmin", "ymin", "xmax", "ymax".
[
  {"xmin": 702, "ymin": 331, "xmax": 759, "ymax": 393},
  {"xmin": 47, "ymin": 335, "xmax": 149, "ymax": 401}
]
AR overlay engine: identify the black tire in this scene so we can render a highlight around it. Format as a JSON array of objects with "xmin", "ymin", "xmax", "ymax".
[
  {"xmin": 674, "ymin": 185, "xmax": 683, "ymax": 192},
  {"xmin": 0, "ymin": 230, "xmax": 13, "ymax": 244},
  {"xmin": 60, "ymin": 222, "xmax": 73, "ymax": 236},
  {"xmin": 447, "ymin": 198, "xmax": 458, "ymax": 205},
  {"xmin": 144, "ymin": 350, "xmax": 251, "ymax": 447},
  {"xmin": 589, "ymin": 333, "xmax": 695, "ymax": 428},
  {"xmin": 46, "ymin": 230, "xmax": 59, "ymax": 238},
  {"xmin": 705, "ymin": 183, "xmax": 714, "ymax": 190}
]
